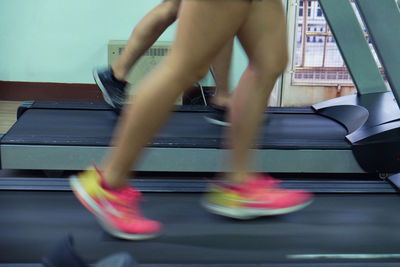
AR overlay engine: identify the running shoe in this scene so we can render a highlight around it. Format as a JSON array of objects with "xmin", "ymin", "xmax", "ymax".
[
  {"xmin": 204, "ymin": 105, "xmax": 231, "ymax": 127},
  {"xmin": 202, "ymin": 175, "xmax": 312, "ymax": 219},
  {"xmin": 42, "ymin": 234, "xmax": 138, "ymax": 267},
  {"xmin": 69, "ymin": 165, "xmax": 162, "ymax": 240},
  {"xmin": 93, "ymin": 67, "xmax": 127, "ymax": 113}
]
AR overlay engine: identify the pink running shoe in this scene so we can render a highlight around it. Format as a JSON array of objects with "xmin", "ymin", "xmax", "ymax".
[
  {"xmin": 202, "ymin": 175, "xmax": 313, "ymax": 219},
  {"xmin": 69, "ymin": 165, "xmax": 162, "ymax": 240}
]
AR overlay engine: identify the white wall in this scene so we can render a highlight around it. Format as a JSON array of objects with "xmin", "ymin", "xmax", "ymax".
[{"xmin": 0, "ymin": 0, "xmax": 247, "ymax": 86}]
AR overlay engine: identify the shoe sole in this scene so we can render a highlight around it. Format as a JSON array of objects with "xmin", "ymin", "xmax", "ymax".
[
  {"xmin": 204, "ymin": 116, "xmax": 231, "ymax": 127},
  {"xmin": 70, "ymin": 175, "xmax": 103, "ymax": 215},
  {"xmin": 69, "ymin": 176, "xmax": 160, "ymax": 240},
  {"xmin": 93, "ymin": 69, "xmax": 116, "ymax": 108},
  {"xmin": 201, "ymin": 198, "xmax": 313, "ymax": 220}
]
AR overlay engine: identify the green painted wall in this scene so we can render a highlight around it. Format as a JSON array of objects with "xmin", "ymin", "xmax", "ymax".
[{"xmin": 0, "ymin": 0, "xmax": 247, "ymax": 88}]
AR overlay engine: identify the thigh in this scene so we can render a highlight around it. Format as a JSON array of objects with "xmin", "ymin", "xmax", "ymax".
[
  {"xmin": 237, "ymin": 0, "xmax": 288, "ymax": 67},
  {"xmin": 161, "ymin": 0, "xmax": 182, "ymax": 14},
  {"xmin": 161, "ymin": 0, "xmax": 182, "ymax": 13},
  {"xmin": 167, "ymin": 0, "xmax": 251, "ymax": 71},
  {"xmin": 162, "ymin": 0, "xmax": 181, "ymax": 3}
]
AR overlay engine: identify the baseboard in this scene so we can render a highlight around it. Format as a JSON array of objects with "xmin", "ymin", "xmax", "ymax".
[
  {"xmin": 0, "ymin": 81, "xmax": 105, "ymax": 102},
  {"xmin": 0, "ymin": 81, "xmax": 215, "ymax": 104}
]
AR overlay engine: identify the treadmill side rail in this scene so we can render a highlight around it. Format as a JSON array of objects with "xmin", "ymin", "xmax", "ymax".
[
  {"xmin": 17, "ymin": 101, "xmax": 34, "ymax": 119},
  {"xmin": 316, "ymin": 105, "xmax": 368, "ymax": 134},
  {"xmin": 0, "ymin": 145, "xmax": 365, "ymax": 173}
]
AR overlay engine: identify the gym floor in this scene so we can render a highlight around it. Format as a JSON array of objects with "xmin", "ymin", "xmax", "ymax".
[{"xmin": 0, "ymin": 101, "xmax": 21, "ymax": 134}]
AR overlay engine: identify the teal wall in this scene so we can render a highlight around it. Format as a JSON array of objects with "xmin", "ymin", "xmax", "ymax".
[{"xmin": 0, "ymin": 0, "xmax": 247, "ymax": 88}]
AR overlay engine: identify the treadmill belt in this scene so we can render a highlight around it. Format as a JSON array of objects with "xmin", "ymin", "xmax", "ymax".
[
  {"xmin": 1, "ymin": 108, "xmax": 349, "ymax": 149},
  {"xmin": 1, "ymin": 191, "xmax": 400, "ymax": 265}
]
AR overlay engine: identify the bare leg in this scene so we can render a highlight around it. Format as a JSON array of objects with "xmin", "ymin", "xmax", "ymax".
[
  {"xmin": 112, "ymin": 0, "xmax": 181, "ymax": 81},
  {"xmin": 101, "ymin": 0, "xmax": 251, "ymax": 188},
  {"xmin": 228, "ymin": 0, "xmax": 288, "ymax": 183},
  {"xmin": 211, "ymin": 38, "xmax": 234, "ymax": 108}
]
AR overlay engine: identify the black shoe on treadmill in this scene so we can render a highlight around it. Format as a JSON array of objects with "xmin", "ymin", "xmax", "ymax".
[
  {"xmin": 93, "ymin": 67, "xmax": 127, "ymax": 113},
  {"xmin": 42, "ymin": 234, "xmax": 139, "ymax": 267},
  {"xmin": 204, "ymin": 105, "xmax": 231, "ymax": 127}
]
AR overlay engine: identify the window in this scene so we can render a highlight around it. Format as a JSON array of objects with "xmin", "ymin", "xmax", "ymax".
[
  {"xmin": 294, "ymin": 0, "xmax": 352, "ymax": 84},
  {"xmin": 292, "ymin": 0, "xmax": 383, "ymax": 88}
]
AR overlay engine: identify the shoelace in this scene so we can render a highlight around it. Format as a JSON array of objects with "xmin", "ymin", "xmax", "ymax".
[
  {"xmin": 239, "ymin": 177, "xmax": 287, "ymax": 196},
  {"xmin": 212, "ymin": 176, "xmax": 282, "ymax": 194},
  {"xmin": 250, "ymin": 177, "xmax": 281, "ymax": 188},
  {"xmin": 112, "ymin": 91, "xmax": 126, "ymax": 105},
  {"xmin": 91, "ymin": 165, "xmax": 144, "ymax": 218},
  {"xmin": 112, "ymin": 187, "xmax": 145, "ymax": 219}
]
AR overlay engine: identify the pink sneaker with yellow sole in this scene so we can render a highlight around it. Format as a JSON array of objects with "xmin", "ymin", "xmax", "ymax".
[
  {"xmin": 69, "ymin": 165, "xmax": 162, "ymax": 240},
  {"xmin": 202, "ymin": 175, "xmax": 313, "ymax": 219}
]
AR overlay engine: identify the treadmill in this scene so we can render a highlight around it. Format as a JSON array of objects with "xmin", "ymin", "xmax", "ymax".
[
  {"xmin": 1, "ymin": 1, "xmax": 400, "ymax": 178},
  {"xmin": 1, "ymin": 0, "xmax": 400, "ymax": 265}
]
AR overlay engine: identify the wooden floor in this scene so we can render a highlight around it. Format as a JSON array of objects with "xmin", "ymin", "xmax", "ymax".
[{"xmin": 0, "ymin": 101, "xmax": 22, "ymax": 134}]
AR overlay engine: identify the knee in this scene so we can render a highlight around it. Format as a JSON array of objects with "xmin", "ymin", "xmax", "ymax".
[
  {"xmin": 272, "ymin": 50, "xmax": 288, "ymax": 77},
  {"xmin": 165, "ymin": 56, "xmax": 210, "ymax": 86},
  {"xmin": 182, "ymin": 64, "xmax": 210, "ymax": 86},
  {"xmin": 250, "ymin": 49, "xmax": 288, "ymax": 80}
]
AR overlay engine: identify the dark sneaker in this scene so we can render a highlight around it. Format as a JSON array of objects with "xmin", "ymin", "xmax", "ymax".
[
  {"xmin": 204, "ymin": 105, "xmax": 230, "ymax": 126},
  {"xmin": 93, "ymin": 67, "xmax": 127, "ymax": 113},
  {"xmin": 42, "ymin": 234, "xmax": 139, "ymax": 267}
]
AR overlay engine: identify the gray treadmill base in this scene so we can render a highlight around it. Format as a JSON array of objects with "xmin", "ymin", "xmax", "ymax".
[{"xmin": 0, "ymin": 145, "xmax": 365, "ymax": 173}]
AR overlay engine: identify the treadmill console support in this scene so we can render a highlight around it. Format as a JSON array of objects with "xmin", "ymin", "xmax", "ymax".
[
  {"xmin": 314, "ymin": 92, "xmax": 400, "ymax": 173},
  {"xmin": 352, "ymin": 123, "xmax": 400, "ymax": 173}
]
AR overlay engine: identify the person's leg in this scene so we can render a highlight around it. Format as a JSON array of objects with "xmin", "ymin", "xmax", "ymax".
[
  {"xmin": 226, "ymin": 0, "xmax": 289, "ymax": 184},
  {"xmin": 112, "ymin": 0, "xmax": 181, "ymax": 81},
  {"xmin": 102, "ymin": 0, "xmax": 251, "ymax": 188},
  {"xmin": 210, "ymin": 38, "xmax": 234, "ymax": 108},
  {"xmin": 203, "ymin": 0, "xmax": 311, "ymax": 220}
]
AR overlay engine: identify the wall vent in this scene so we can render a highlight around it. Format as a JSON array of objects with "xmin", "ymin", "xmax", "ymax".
[{"xmin": 108, "ymin": 41, "xmax": 182, "ymax": 104}]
